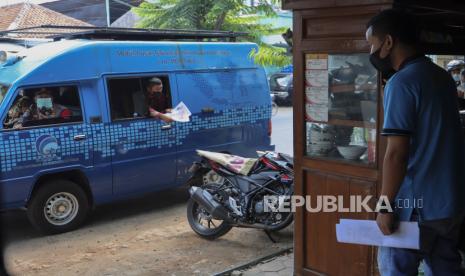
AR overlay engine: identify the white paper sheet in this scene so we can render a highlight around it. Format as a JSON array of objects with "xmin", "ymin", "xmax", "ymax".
[
  {"xmin": 165, "ymin": 101, "xmax": 191, "ymax": 122},
  {"xmin": 306, "ymin": 59, "xmax": 328, "ymax": 70},
  {"xmin": 306, "ymin": 54, "xmax": 328, "ymax": 70},
  {"xmin": 305, "ymin": 86, "xmax": 329, "ymax": 105},
  {"xmin": 336, "ymin": 219, "xmax": 419, "ymax": 249},
  {"xmin": 305, "ymin": 70, "xmax": 329, "ymax": 87},
  {"xmin": 306, "ymin": 103, "xmax": 328, "ymax": 122}
]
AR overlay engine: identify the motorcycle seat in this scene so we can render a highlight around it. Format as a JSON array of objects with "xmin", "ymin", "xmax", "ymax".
[{"xmin": 196, "ymin": 150, "xmax": 257, "ymax": 176}]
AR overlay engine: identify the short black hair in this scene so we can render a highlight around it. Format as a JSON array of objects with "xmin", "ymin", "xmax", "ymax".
[
  {"xmin": 367, "ymin": 9, "xmax": 418, "ymax": 46},
  {"xmin": 147, "ymin": 77, "xmax": 162, "ymax": 85}
]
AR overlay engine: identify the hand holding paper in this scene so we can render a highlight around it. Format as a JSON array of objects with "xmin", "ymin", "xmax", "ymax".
[
  {"xmin": 164, "ymin": 101, "xmax": 192, "ymax": 122},
  {"xmin": 149, "ymin": 107, "xmax": 159, "ymax": 117},
  {"xmin": 336, "ymin": 219, "xmax": 419, "ymax": 249}
]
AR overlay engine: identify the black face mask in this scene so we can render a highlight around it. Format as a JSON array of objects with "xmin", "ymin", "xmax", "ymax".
[
  {"xmin": 369, "ymin": 40, "xmax": 396, "ymax": 80},
  {"xmin": 148, "ymin": 91, "xmax": 162, "ymax": 99}
]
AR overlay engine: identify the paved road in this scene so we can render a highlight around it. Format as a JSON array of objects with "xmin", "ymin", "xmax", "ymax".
[
  {"xmin": 271, "ymin": 106, "xmax": 294, "ymax": 156},
  {"xmin": 0, "ymin": 107, "xmax": 295, "ymax": 276}
]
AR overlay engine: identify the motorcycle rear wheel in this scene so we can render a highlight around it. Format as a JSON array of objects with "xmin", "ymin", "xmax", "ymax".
[{"xmin": 187, "ymin": 198, "xmax": 233, "ymax": 240}]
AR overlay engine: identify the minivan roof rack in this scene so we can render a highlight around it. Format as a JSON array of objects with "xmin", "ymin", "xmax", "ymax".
[
  {"xmin": 0, "ymin": 37, "xmax": 50, "ymax": 47},
  {"xmin": 0, "ymin": 25, "xmax": 248, "ymax": 42}
]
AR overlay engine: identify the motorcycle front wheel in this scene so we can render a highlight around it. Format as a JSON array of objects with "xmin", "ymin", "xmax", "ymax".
[
  {"xmin": 264, "ymin": 183, "xmax": 294, "ymax": 232},
  {"xmin": 267, "ymin": 211, "xmax": 294, "ymax": 232}
]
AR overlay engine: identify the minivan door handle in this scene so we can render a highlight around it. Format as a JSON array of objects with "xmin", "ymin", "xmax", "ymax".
[
  {"xmin": 201, "ymin": 107, "xmax": 215, "ymax": 114},
  {"xmin": 161, "ymin": 124, "xmax": 172, "ymax": 130},
  {"xmin": 73, "ymin": 134, "xmax": 87, "ymax": 141}
]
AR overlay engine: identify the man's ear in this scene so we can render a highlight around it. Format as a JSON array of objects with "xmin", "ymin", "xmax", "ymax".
[{"xmin": 384, "ymin": 35, "xmax": 394, "ymax": 51}]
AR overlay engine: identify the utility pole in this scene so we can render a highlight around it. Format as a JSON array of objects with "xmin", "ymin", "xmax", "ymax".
[{"xmin": 106, "ymin": 0, "xmax": 111, "ymax": 27}]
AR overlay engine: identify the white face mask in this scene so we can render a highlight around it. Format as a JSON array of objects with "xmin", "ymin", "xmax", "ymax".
[
  {"xmin": 36, "ymin": 98, "xmax": 53, "ymax": 109},
  {"xmin": 453, "ymin": 74, "xmax": 461, "ymax": 82}
]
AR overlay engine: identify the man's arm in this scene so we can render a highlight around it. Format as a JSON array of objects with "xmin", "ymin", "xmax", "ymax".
[
  {"xmin": 381, "ymin": 135, "xmax": 410, "ymax": 202},
  {"xmin": 157, "ymin": 112, "xmax": 174, "ymax": 123},
  {"xmin": 149, "ymin": 107, "xmax": 173, "ymax": 123},
  {"xmin": 377, "ymin": 135, "xmax": 410, "ymax": 235}
]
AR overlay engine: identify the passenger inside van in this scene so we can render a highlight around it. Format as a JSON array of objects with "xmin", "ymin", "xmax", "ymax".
[
  {"xmin": 3, "ymin": 95, "xmax": 33, "ymax": 129},
  {"xmin": 145, "ymin": 77, "xmax": 173, "ymax": 123},
  {"xmin": 3, "ymin": 86, "xmax": 82, "ymax": 129},
  {"xmin": 32, "ymin": 88, "xmax": 72, "ymax": 120}
]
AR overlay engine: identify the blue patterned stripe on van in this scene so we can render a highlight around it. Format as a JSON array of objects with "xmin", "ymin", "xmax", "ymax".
[{"xmin": 0, "ymin": 104, "xmax": 271, "ymax": 172}]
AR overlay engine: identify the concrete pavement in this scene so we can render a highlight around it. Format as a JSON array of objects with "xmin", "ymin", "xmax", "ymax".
[{"xmin": 232, "ymin": 251, "xmax": 294, "ymax": 276}]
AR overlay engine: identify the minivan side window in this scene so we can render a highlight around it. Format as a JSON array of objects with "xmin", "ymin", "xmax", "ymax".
[
  {"xmin": 107, "ymin": 76, "xmax": 172, "ymax": 120},
  {"xmin": 3, "ymin": 85, "xmax": 83, "ymax": 130}
]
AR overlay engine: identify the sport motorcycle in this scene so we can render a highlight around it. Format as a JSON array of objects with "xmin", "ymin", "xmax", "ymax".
[{"xmin": 186, "ymin": 150, "xmax": 294, "ymax": 240}]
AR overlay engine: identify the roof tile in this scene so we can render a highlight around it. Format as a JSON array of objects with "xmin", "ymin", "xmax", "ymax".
[{"xmin": 0, "ymin": 3, "xmax": 92, "ymax": 38}]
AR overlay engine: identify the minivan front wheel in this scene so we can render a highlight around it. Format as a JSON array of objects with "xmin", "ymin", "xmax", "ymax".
[{"xmin": 27, "ymin": 180, "xmax": 90, "ymax": 234}]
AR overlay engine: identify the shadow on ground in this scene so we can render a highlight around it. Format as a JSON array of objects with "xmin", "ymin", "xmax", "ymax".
[{"xmin": 0, "ymin": 187, "xmax": 190, "ymax": 245}]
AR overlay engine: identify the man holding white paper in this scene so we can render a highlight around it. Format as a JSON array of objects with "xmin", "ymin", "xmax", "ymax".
[
  {"xmin": 145, "ymin": 77, "xmax": 174, "ymax": 123},
  {"xmin": 366, "ymin": 9, "xmax": 465, "ymax": 276}
]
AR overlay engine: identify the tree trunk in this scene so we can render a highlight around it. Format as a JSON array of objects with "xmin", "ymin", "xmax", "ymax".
[{"xmin": 214, "ymin": 11, "xmax": 227, "ymax": 30}]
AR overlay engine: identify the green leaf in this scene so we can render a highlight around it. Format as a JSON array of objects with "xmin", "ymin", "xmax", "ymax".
[{"xmin": 135, "ymin": 0, "xmax": 290, "ymax": 67}]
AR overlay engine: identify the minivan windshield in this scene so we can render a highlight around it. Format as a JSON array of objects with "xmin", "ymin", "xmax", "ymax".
[{"xmin": 0, "ymin": 83, "xmax": 10, "ymax": 105}]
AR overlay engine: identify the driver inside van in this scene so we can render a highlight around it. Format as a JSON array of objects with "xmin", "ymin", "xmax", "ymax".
[
  {"xmin": 31, "ymin": 88, "xmax": 72, "ymax": 121},
  {"xmin": 145, "ymin": 77, "xmax": 173, "ymax": 123},
  {"xmin": 4, "ymin": 95, "xmax": 33, "ymax": 129}
]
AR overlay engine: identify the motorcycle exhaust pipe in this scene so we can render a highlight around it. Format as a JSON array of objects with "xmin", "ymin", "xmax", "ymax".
[{"xmin": 189, "ymin": 186, "xmax": 232, "ymax": 222}]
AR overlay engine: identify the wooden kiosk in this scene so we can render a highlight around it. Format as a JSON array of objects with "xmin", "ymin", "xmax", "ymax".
[{"xmin": 282, "ymin": 1, "xmax": 465, "ymax": 275}]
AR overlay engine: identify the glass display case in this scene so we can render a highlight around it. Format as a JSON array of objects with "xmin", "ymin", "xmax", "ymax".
[{"xmin": 305, "ymin": 53, "xmax": 378, "ymax": 165}]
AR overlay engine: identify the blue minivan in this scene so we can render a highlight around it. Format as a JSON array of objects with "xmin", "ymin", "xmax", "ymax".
[{"xmin": 0, "ymin": 31, "xmax": 273, "ymax": 234}]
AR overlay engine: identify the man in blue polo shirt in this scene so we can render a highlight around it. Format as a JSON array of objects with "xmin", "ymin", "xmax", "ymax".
[{"xmin": 366, "ymin": 9, "xmax": 465, "ymax": 275}]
